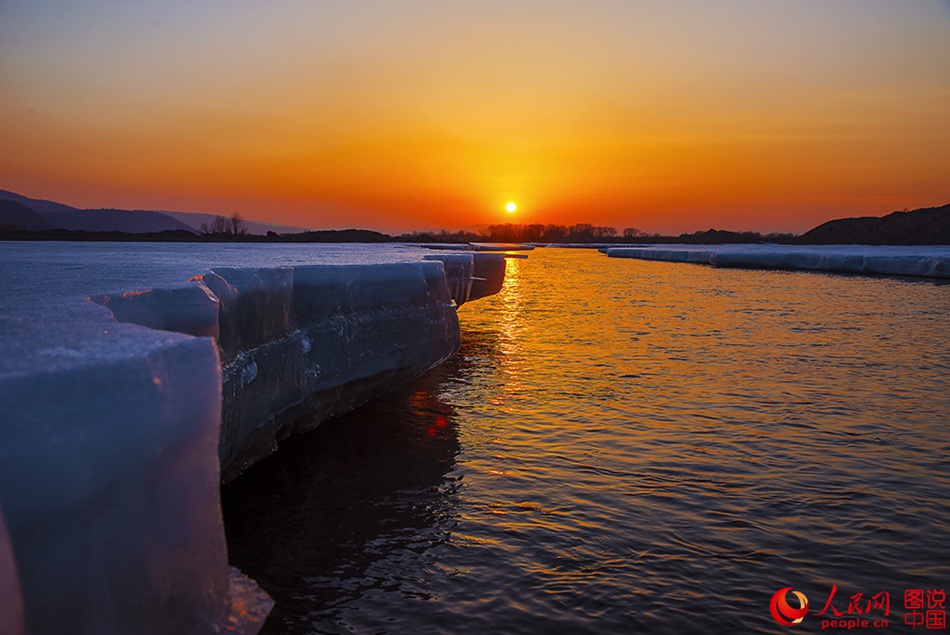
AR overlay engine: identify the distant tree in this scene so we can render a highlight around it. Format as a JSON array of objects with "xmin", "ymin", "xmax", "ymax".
[
  {"xmin": 623, "ymin": 227, "xmax": 644, "ymax": 238},
  {"xmin": 201, "ymin": 213, "xmax": 248, "ymax": 236},
  {"xmin": 200, "ymin": 216, "xmax": 227, "ymax": 234},
  {"xmin": 567, "ymin": 223, "xmax": 594, "ymax": 241},
  {"xmin": 542, "ymin": 224, "xmax": 568, "ymax": 241},
  {"xmin": 521, "ymin": 223, "xmax": 545, "ymax": 241},
  {"xmin": 482, "ymin": 223, "xmax": 626, "ymax": 243},
  {"xmin": 229, "ymin": 212, "xmax": 248, "ymax": 236},
  {"xmin": 488, "ymin": 223, "xmax": 521, "ymax": 242}
]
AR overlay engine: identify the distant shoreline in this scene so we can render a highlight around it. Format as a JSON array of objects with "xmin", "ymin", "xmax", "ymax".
[
  {"xmin": 2, "ymin": 189, "xmax": 949, "ymax": 245},
  {"xmin": 2, "ymin": 223, "xmax": 949, "ymax": 246}
]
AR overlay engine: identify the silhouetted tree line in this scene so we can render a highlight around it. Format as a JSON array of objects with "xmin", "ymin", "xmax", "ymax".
[
  {"xmin": 399, "ymin": 223, "xmax": 799, "ymax": 244},
  {"xmin": 397, "ymin": 228, "xmax": 483, "ymax": 243},
  {"xmin": 399, "ymin": 223, "xmax": 626, "ymax": 243},
  {"xmin": 484, "ymin": 223, "xmax": 621, "ymax": 242}
]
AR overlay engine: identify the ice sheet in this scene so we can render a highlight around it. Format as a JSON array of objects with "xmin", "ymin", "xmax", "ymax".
[{"xmin": 605, "ymin": 244, "xmax": 950, "ymax": 278}]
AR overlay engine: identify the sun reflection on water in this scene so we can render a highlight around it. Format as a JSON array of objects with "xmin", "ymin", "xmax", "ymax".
[{"xmin": 497, "ymin": 255, "xmax": 526, "ymax": 396}]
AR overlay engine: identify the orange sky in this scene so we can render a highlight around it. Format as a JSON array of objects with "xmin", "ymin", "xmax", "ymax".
[{"xmin": 1, "ymin": 1, "xmax": 948, "ymax": 234}]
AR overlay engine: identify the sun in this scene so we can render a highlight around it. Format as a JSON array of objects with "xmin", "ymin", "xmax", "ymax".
[{"xmin": 505, "ymin": 201, "xmax": 517, "ymax": 213}]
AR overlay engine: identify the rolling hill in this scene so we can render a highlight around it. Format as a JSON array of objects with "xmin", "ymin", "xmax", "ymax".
[
  {"xmin": 798, "ymin": 204, "xmax": 950, "ymax": 245},
  {"xmin": 0, "ymin": 190, "xmax": 309, "ymax": 235}
]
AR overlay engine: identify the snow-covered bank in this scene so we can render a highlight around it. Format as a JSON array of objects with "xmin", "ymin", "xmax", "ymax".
[
  {"xmin": 0, "ymin": 246, "xmax": 507, "ymax": 634},
  {"xmin": 604, "ymin": 244, "xmax": 950, "ymax": 279}
]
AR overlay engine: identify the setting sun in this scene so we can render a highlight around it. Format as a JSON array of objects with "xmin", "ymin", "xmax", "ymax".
[{"xmin": 506, "ymin": 202, "xmax": 517, "ymax": 213}]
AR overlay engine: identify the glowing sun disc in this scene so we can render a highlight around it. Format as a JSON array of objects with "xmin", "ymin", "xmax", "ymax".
[{"xmin": 505, "ymin": 202, "xmax": 517, "ymax": 213}]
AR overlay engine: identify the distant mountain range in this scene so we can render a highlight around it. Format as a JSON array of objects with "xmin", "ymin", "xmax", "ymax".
[{"xmin": 0, "ymin": 190, "xmax": 310, "ymax": 235}]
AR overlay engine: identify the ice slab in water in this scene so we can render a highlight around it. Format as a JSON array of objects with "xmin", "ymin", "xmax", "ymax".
[
  {"xmin": 605, "ymin": 244, "xmax": 950, "ymax": 279},
  {"xmin": 93, "ymin": 262, "xmax": 463, "ymax": 481},
  {"xmin": 470, "ymin": 253, "xmax": 507, "ymax": 300},
  {"xmin": 424, "ymin": 253, "xmax": 474, "ymax": 306},
  {"xmin": 218, "ymin": 261, "xmax": 460, "ymax": 480},
  {"xmin": 421, "ymin": 252, "xmax": 511, "ymax": 305},
  {"xmin": 0, "ymin": 300, "xmax": 241, "ymax": 634}
]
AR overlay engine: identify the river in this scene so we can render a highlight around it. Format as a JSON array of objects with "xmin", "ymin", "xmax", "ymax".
[{"xmin": 222, "ymin": 247, "xmax": 950, "ymax": 634}]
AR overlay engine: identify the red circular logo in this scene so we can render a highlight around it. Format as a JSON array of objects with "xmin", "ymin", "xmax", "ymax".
[{"xmin": 770, "ymin": 587, "xmax": 809, "ymax": 626}]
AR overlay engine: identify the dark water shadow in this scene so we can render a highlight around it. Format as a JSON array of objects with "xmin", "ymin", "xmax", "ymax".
[{"xmin": 222, "ymin": 332, "xmax": 499, "ymax": 634}]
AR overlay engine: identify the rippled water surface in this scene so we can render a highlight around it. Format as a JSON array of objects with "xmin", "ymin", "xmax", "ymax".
[{"xmin": 223, "ymin": 247, "xmax": 950, "ymax": 634}]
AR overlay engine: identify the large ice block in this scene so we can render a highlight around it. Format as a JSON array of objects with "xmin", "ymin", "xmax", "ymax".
[
  {"xmin": 202, "ymin": 268, "xmax": 296, "ymax": 364},
  {"xmin": 423, "ymin": 253, "xmax": 475, "ymax": 306},
  {"xmin": 422, "ymin": 252, "xmax": 513, "ymax": 305},
  {"xmin": 91, "ymin": 284, "xmax": 220, "ymax": 339},
  {"xmin": 85, "ymin": 261, "xmax": 469, "ymax": 480},
  {"xmin": 0, "ymin": 300, "xmax": 247, "ymax": 635},
  {"xmin": 98, "ymin": 263, "xmax": 463, "ymax": 480},
  {"xmin": 470, "ymin": 253, "xmax": 507, "ymax": 300},
  {"xmin": 218, "ymin": 262, "xmax": 461, "ymax": 480}
]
